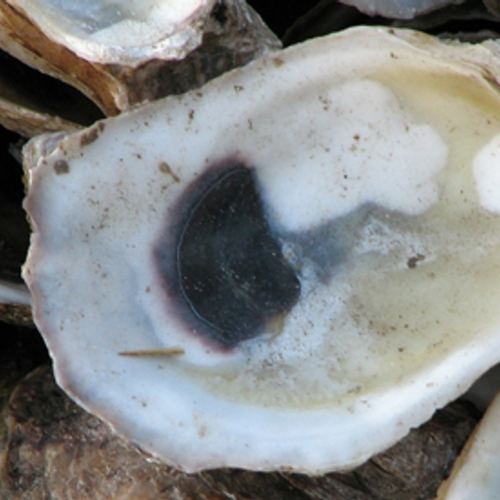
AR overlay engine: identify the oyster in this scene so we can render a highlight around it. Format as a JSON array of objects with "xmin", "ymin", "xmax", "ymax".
[
  {"xmin": 6, "ymin": 0, "xmax": 249, "ymax": 66},
  {"xmin": 340, "ymin": 0, "xmax": 465, "ymax": 19},
  {"xmin": 0, "ymin": 0, "xmax": 279, "ymax": 115},
  {"xmin": 22, "ymin": 26, "xmax": 500, "ymax": 473},
  {"xmin": 437, "ymin": 393, "xmax": 500, "ymax": 498}
]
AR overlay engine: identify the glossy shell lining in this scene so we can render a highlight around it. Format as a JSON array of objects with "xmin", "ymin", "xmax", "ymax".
[
  {"xmin": 9, "ymin": 0, "xmax": 212, "ymax": 64},
  {"xmin": 23, "ymin": 27, "xmax": 500, "ymax": 473}
]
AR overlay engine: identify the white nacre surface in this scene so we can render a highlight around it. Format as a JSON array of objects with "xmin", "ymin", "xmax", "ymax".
[
  {"xmin": 23, "ymin": 27, "xmax": 500, "ymax": 473},
  {"xmin": 341, "ymin": 0, "xmax": 465, "ymax": 19},
  {"xmin": 257, "ymin": 78, "xmax": 448, "ymax": 232},
  {"xmin": 10, "ymin": 0, "xmax": 217, "ymax": 65}
]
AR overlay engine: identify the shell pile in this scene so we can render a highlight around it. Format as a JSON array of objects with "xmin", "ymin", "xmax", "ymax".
[{"xmin": 2, "ymin": 0, "xmax": 500, "ymax": 496}]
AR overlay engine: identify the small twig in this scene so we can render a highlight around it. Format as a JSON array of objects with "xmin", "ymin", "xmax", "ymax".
[{"xmin": 118, "ymin": 347, "xmax": 185, "ymax": 357}]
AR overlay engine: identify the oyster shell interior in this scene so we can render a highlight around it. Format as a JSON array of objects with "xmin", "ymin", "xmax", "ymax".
[
  {"xmin": 9, "ymin": 0, "xmax": 217, "ymax": 65},
  {"xmin": 23, "ymin": 26, "xmax": 500, "ymax": 473},
  {"xmin": 340, "ymin": 0, "xmax": 465, "ymax": 19},
  {"xmin": 0, "ymin": 0, "xmax": 279, "ymax": 116}
]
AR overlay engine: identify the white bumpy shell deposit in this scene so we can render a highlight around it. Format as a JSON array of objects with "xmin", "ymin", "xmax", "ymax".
[{"xmin": 22, "ymin": 26, "xmax": 500, "ymax": 473}]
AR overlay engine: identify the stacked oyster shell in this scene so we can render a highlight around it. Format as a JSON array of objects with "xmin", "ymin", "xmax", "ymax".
[
  {"xmin": 0, "ymin": 0, "xmax": 279, "ymax": 128},
  {"xmin": 4, "ymin": 0, "xmax": 500, "ymax": 497},
  {"xmin": 21, "ymin": 24, "xmax": 500, "ymax": 475}
]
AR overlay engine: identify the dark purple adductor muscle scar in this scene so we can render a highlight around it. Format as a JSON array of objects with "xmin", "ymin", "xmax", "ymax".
[{"xmin": 154, "ymin": 164, "xmax": 301, "ymax": 349}]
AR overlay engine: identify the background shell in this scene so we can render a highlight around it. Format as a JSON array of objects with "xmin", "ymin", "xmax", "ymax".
[{"xmin": 4, "ymin": 0, "xmax": 500, "ymax": 497}]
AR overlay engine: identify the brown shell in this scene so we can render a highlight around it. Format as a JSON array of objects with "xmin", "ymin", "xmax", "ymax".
[{"xmin": 0, "ymin": 365, "xmax": 480, "ymax": 500}]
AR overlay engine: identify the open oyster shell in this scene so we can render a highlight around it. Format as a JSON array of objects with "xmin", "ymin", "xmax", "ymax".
[
  {"xmin": 7, "ymin": 0, "xmax": 245, "ymax": 66},
  {"xmin": 22, "ymin": 26, "xmax": 500, "ymax": 473},
  {"xmin": 0, "ymin": 0, "xmax": 279, "ymax": 115}
]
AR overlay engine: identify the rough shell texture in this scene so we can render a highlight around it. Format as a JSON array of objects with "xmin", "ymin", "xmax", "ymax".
[
  {"xmin": 23, "ymin": 26, "xmax": 500, "ymax": 473},
  {"xmin": 0, "ymin": 365, "xmax": 480, "ymax": 500},
  {"xmin": 0, "ymin": 48, "xmax": 105, "ymax": 136}
]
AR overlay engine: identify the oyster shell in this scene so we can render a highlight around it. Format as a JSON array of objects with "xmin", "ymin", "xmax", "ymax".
[
  {"xmin": 340, "ymin": 0, "xmax": 465, "ymax": 19},
  {"xmin": 22, "ymin": 26, "xmax": 500, "ymax": 473},
  {"xmin": 7, "ymin": 0, "xmax": 246, "ymax": 66},
  {"xmin": 0, "ymin": 0, "xmax": 279, "ymax": 115},
  {"xmin": 437, "ymin": 393, "xmax": 500, "ymax": 498},
  {"xmin": 0, "ymin": 49, "xmax": 104, "ymax": 137}
]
